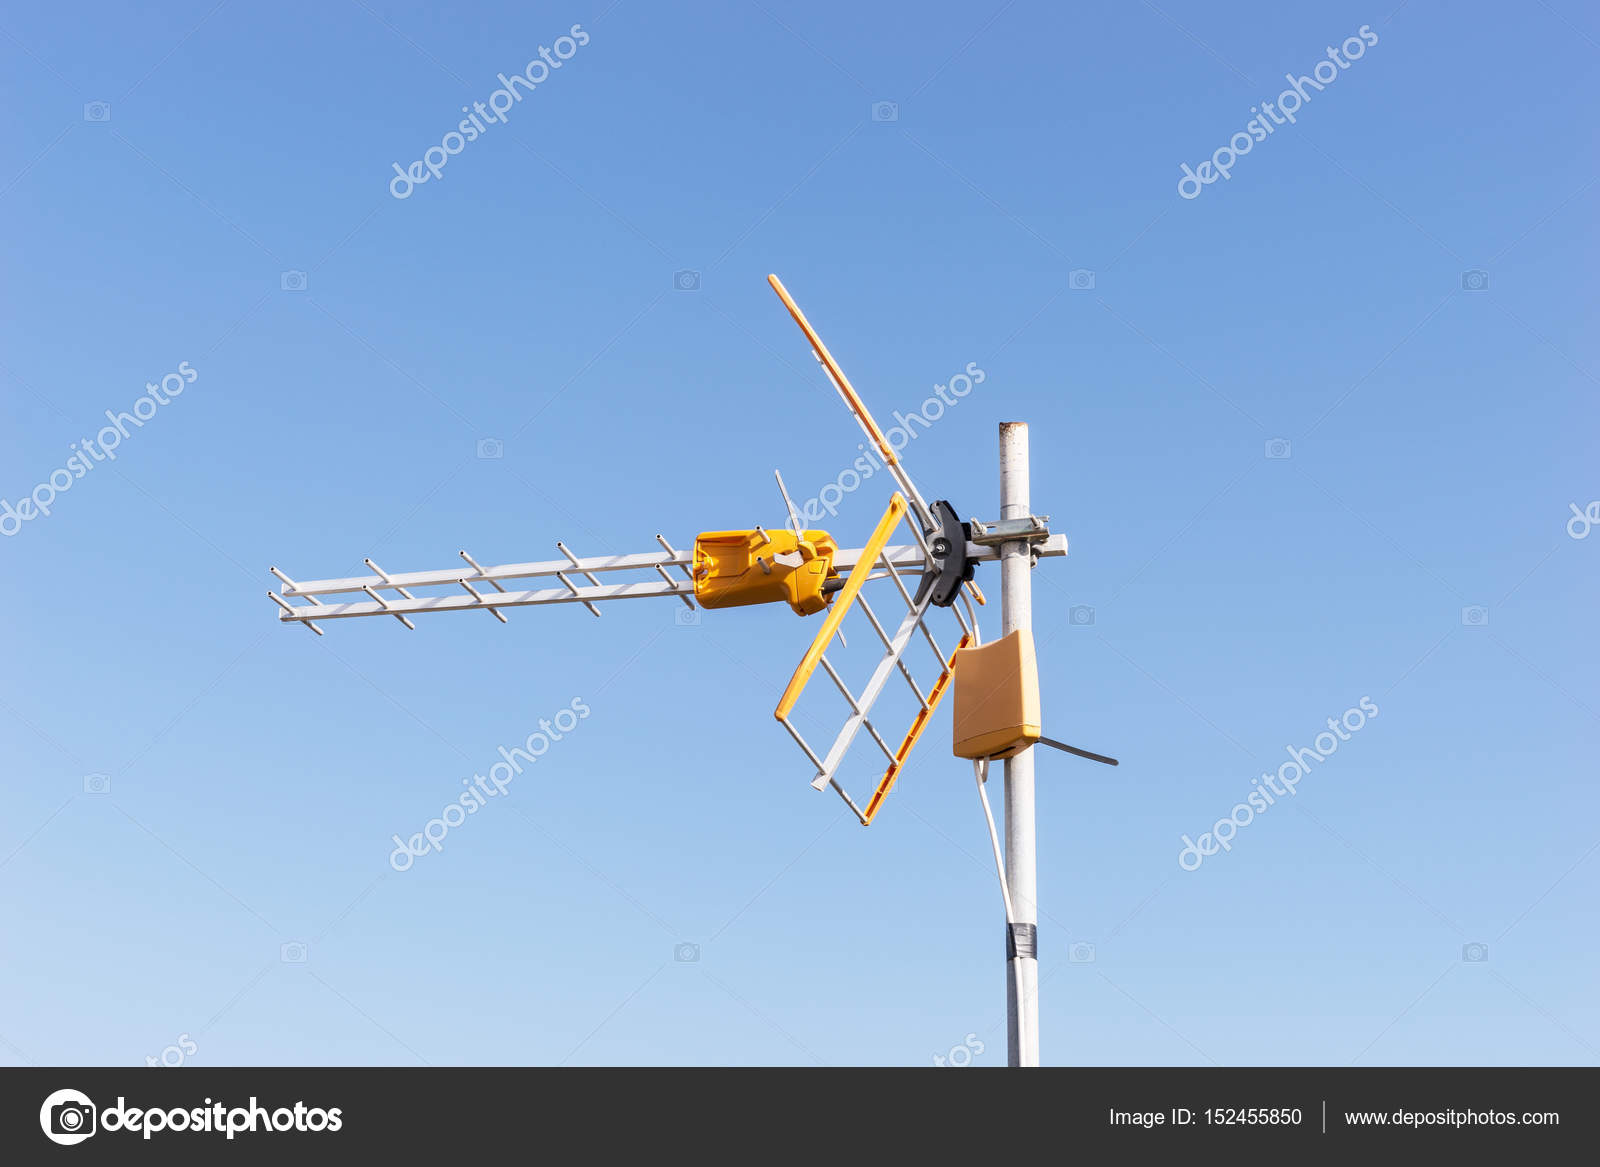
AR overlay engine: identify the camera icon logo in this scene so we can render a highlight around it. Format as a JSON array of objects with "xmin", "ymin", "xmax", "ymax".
[
  {"xmin": 1461, "ymin": 605, "xmax": 1489, "ymax": 627},
  {"xmin": 280, "ymin": 941, "xmax": 308, "ymax": 963},
  {"xmin": 476, "ymin": 437, "xmax": 504, "ymax": 459},
  {"xmin": 1068, "ymin": 604, "xmax": 1095, "ymax": 627},
  {"xmin": 1462, "ymin": 942, "xmax": 1489, "ymax": 962},
  {"xmin": 1265, "ymin": 437, "xmax": 1292, "ymax": 460},
  {"xmin": 40, "ymin": 1088, "xmax": 97, "ymax": 1146},
  {"xmin": 1461, "ymin": 269, "xmax": 1489, "ymax": 292},
  {"xmin": 871, "ymin": 101, "xmax": 899, "ymax": 122},
  {"xmin": 674, "ymin": 606, "xmax": 701, "ymax": 627},
  {"xmin": 83, "ymin": 102, "xmax": 111, "ymax": 123},
  {"xmin": 674, "ymin": 942, "xmax": 700, "ymax": 963},
  {"xmin": 83, "ymin": 773, "xmax": 111, "ymax": 794},
  {"xmin": 1069, "ymin": 269, "xmax": 1096, "ymax": 291},
  {"xmin": 1069, "ymin": 941, "xmax": 1096, "ymax": 963},
  {"xmin": 674, "ymin": 269, "xmax": 701, "ymax": 291},
  {"xmin": 280, "ymin": 270, "xmax": 308, "ymax": 292}
]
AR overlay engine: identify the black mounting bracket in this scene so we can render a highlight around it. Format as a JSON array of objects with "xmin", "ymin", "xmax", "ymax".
[{"xmin": 915, "ymin": 499, "xmax": 975, "ymax": 608}]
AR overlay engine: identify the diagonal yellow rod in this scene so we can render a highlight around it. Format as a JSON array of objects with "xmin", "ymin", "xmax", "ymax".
[{"xmin": 775, "ymin": 492, "xmax": 907, "ymax": 720}]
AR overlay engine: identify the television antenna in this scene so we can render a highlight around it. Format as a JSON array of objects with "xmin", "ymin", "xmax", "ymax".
[{"xmin": 268, "ymin": 274, "xmax": 1115, "ymax": 1067}]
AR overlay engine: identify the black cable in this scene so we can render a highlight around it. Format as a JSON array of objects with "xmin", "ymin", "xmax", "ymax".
[{"xmin": 1036, "ymin": 736, "xmax": 1119, "ymax": 766}]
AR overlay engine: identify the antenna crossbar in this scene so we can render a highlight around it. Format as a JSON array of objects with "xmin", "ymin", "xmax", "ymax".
[{"xmin": 270, "ymin": 537, "xmax": 1065, "ymax": 628}]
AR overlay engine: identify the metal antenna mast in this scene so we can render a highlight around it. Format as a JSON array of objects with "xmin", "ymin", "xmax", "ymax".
[{"xmin": 999, "ymin": 422, "xmax": 1039, "ymax": 1067}]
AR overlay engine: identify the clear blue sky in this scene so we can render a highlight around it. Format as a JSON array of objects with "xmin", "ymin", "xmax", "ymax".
[{"xmin": 2, "ymin": 0, "xmax": 1595, "ymax": 1067}]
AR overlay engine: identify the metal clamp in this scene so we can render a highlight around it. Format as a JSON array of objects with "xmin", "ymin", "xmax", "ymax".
[{"xmin": 968, "ymin": 514, "xmax": 1051, "ymax": 547}]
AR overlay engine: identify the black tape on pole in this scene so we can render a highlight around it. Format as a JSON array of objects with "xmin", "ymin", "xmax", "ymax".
[{"xmin": 1006, "ymin": 922, "xmax": 1037, "ymax": 960}]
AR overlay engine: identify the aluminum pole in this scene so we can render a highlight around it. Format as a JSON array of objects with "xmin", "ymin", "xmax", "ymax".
[{"xmin": 999, "ymin": 421, "xmax": 1039, "ymax": 1067}]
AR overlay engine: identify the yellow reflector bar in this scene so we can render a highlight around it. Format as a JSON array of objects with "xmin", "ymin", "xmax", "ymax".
[
  {"xmin": 774, "ymin": 493, "xmax": 906, "ymax": 721},
  {"xmin": 862, "ymin": 631, "xmax": 970, "ymax": 824},
  {"xmin": 767, "ymin": 274, "xmax": 898, "ymax": 467}
]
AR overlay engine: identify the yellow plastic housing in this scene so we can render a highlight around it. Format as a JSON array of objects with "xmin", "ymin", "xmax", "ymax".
[
  {"xmin": 952, "ymin": 629, "xmax": 1041, "ymax": 760},
  {"xmin": 693, "ymin": 529, "xmax": 837, "ymax": 616}
]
